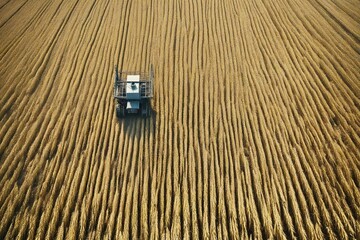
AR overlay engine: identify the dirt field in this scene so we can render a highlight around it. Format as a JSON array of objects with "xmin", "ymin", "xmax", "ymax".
[{"xmin": 0, "ymin": 0, "xmax": 359, "ymax": 239}]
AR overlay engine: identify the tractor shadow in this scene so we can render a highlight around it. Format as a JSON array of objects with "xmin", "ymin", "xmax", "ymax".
[{"xmin": 116, "ymin": 108, "xmax": 157, "ymax": 140}]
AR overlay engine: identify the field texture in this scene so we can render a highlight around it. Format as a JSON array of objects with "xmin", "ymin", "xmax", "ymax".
[{"xmin": 0, "ymin": 0, "xmax": 359, "ymax": 239}]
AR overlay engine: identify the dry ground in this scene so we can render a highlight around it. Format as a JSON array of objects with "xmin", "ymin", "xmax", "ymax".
[{"xmin": 0, "ymin": 0, "xmax": 359, "ymax": 239}]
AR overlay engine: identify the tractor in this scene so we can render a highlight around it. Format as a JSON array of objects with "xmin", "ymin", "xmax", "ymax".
[{"xmin": 114, "ymin": 64, "xmax": 154, "ymax": 118}]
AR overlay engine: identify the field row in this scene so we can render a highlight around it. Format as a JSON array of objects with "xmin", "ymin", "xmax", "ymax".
[{"xmin": 0, "ymin": 0, "xmax": 359, "ymax": 239}]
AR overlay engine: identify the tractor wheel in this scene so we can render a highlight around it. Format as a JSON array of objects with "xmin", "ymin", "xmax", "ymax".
[
  {"xmin": 146, "ymin": 103, "xmax": 151, "ymax": 117},
  {"xmin": 116, "ymin": 105, "xmax": 121, "ymax": 118},
  {"xmin": 116, "ymin": 104, "xmax": 125, "ymax": 118},
  {"xmin": 142, "ymin": 101, "xmax": 149, "ymax": 118}
]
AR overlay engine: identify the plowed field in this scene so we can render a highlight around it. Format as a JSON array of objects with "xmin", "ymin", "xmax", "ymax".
[{"xmin": 0, "ymin": 0, "xmax": 359, "ymax": 239}]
